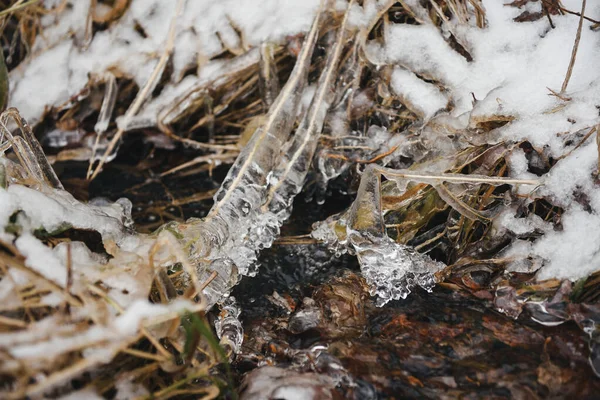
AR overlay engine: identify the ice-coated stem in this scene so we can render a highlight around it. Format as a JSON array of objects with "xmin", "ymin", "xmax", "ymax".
[
  {"xmin": 247, "ymin": 1, "xmax": 356, "ymax": 249},
  {"xmin": 346, "ymin": 165, "xmax": 445, "ymax": 306},
  {"xmin": 0, "ymin": 108, "xmax": 63, "ymax": 189},
  {"xmin": 177, "ymin": 3, "xmax": 328, "ymax": 307}
]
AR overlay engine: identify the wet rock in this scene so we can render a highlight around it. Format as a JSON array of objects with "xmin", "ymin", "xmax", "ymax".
[
  {"xmin": 313, "ymin": 271, "xmax": 369, "ymax": 337},
  {"xmin": 288, "ymin": 298, "xmax": 322, "ymax": 334},
  {"xmin": 240, "ymin": 366, "xmax": 335, "ymax": 400}
]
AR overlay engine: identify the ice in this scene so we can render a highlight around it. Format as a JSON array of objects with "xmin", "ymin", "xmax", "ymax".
[
  {"xmin": 215, "ymin": 296, "xmax": 244, "ymax": 354},
  {"xmin": 93, "ymin": 72, "xmax": 118, "ymax": 135},
  {"xmin": 247, "ymin": 5, "xmax": 353, "ymax": 251},
  {"xmin": 2, "ymin": 185, "xmax": 131, "ymax": 242},
  {"xmin": 7, "ymin": 299, "xmax": 198, "ymax": 360},
  {"xmin": 352, "ymin": 235, "xmax": 441, "ymax": 306},
  {"xmin": 312, "ymin": 165, "xmax": 445, "ymax": 306},
  {"xmin": 176, "ymin": 6, "xmax": 357, "ymax": 308}
]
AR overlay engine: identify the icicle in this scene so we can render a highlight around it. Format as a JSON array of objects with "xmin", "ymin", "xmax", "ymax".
[
  {"xmin": 248, "ymin": 2, "xmax": 355, "ymax": 251},
  {"xmin": 315, "ymin": 165, "xmax": 445, "ymax": 306},
  {"xmin": 177, "ymin": 5, "xmax": 328, "ymax": 308},
  {"xmin": 203, "ymin": 3, "xmax": 325, "ymax": 235},
  {"xmin": 215, "ymin": 296, "xmax": 244, "ymax": 355},
  {"xmin": 258, "ymin": 42, "xmax": 280, "ymax": 108}
]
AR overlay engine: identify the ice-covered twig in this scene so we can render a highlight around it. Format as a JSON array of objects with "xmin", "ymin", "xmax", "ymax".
[
  {"xmin": 0, "ymin": 108, "xmax": 63, "ymax": 189},
  {"xmin": 376, "ymin": 166, "xmax": 540, "ymax": 186},
  {"xmin": 87, "ymin": 72, "xmax": 118, "ymax": 178},
  {"xmin": 176, "ymin": 4, "xmax": 328, "ymax": 306}
]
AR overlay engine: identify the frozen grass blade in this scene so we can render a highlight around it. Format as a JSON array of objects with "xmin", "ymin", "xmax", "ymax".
[
  {"xmin": 0, "ymin": 108, "xmax": 63, "ymax": 189},
  {"xmin": 258, "ymin": 42, "xmax": 280, "ymax": 108},
  {"xmin": 263, "ymin": 0, "xmax": 354, "ymax": 214},
  {"xmin": 87, "ymin": 72, "xmax": 118, "ymax": 179},
  {"xmin": 206, "ymin": 2, "xmax": 326, "ymax": 223}
]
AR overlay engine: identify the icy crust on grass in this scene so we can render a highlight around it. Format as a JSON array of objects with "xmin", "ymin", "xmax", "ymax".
[
  {"xmin": 1, "ymin": 299, "xmax": 200, "ymax": 376},
  {"xmin": 0, "ymin": 184, "xmax": 131, "ymax": 241},
  {"xmin": 0, "ymin": 175, "xmax": 203, "ymax": 394}
]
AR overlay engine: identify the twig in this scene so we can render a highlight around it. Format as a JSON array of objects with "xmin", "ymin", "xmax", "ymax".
[
  {"xmin": 541, "ymin": 0, "xmax": 600, "ymax": 24},
  {"xmin": 0, "ymin": 0, "xmax": 41, "ymax": 17},
  {"xmin": 376, "ymin": 166, "xmax": 540, "ymax": 185},
  {"xmin": 561, "ymin": 0, "xmax": 586, "ymax": 94},
  {"xmin": 89, "ymin": 0, "xmax": 184, "ymax": 180},
  {"xmin": 0, "ymin": 314, "xmax": 27, "ymax": 328},
  {"xmin": 159, "ymin": 153, "xmax": 238, "ymax": 177},
  {"xmin": 556, "ymin": 125, "xmax": 596, "ymax": 161}
]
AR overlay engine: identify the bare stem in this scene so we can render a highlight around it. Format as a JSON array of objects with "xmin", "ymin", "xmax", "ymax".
[{"xmin": 561, "ymin": 0, "xmax": 586, "ymax": 94}]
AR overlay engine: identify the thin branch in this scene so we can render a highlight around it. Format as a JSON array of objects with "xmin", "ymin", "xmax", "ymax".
[
  {"xmin": 561, "ymin": 0, "xmax": 586, "ymax": 94},
  {"xmin": 0, "ymin": 0, "xmax": 41, "ymax": 17}
]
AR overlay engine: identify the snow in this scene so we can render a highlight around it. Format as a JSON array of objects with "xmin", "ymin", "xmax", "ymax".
[
  {"xmin": 0, "ymin": 184, "xmax": 128, "ymax": 241},
  {"xmin": 390, "ymin": 67, "xmax": 448, "ymax": 119},
  {"xmin": 9, "ymin": 0, "xmax": 324, "ymax": 123},
  {"xmin": 7, "ymin": 299, "xmax": 197, "ymax": 360},
  {"xmin": 370, "ymin": 0, "xmax": 600, "ymax": 152},
  {"xmin": 16, "ymin": 233, "xmax": 67, "ymax": 287}
]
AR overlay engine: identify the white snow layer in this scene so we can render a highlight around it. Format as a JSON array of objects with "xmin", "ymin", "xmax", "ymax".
[{"xmin": 9, "ymin": 0, "xmax": 324, "ymax": 123}]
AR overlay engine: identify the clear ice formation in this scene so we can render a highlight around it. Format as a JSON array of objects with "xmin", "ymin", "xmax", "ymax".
[
  {"xmin": 0, "ymin": 108, "xmax": 63, "ymax": 189},
  {"xmin": 313, "ymin": 166, "xmax": 445, "ymax": 306},
  {"xmin": 177, "ymin": 3, "xmax": 354, "ymax": 308},
  {"xmin": 215, "ymin": 296, "xmax": 244, "ymax": 355}
]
